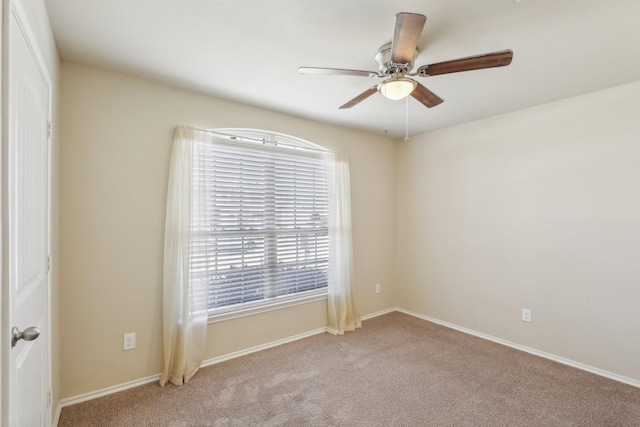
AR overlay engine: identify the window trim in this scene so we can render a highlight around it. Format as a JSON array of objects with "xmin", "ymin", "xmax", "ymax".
[
  {"xmin": 208, "ymin": 290, "xmax": 328, "ymax": 324},
  {"xmin": 210, "ymin": 128, "xmax": 330, "ymax": 155},
  {"xmin": 202, "ymin": 128, "xmax": 331, "ymax": 323}
]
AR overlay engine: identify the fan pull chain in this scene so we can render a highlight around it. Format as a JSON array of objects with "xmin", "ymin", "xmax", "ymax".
[
  {"xmin": 384, "ymin": 96, "xmax": 389, "ymax": 134},
  {"xmin": 404, "ymin": 96, "xmax": 410, "ymax": 140}
]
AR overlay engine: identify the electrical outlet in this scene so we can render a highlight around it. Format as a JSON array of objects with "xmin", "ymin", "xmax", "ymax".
[
  {"xmin": 375, "ymin": 283, "xmax": 381, "ymax": 294},
  {"xmin": 522, "ymin": 308, "xmax": 532, "ymax": 323},
  {"xmin": 124, "ymin": 332, "xmax": 136, "ymax": 350}
]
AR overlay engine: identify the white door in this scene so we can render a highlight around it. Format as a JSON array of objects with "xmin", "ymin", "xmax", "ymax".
[{"xmin": 3, "ymin": 2, "xmax": 52, "ymax": 426}]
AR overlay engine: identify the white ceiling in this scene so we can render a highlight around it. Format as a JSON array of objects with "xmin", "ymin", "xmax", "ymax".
[{"xmin": 44, "ymin": 0, "xmax": 640, "ymax": 139}]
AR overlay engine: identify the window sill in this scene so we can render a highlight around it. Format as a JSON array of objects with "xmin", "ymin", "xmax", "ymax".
[{"xmin": 207, "ymin": 291, "xmax": 328, "ymax": 324}]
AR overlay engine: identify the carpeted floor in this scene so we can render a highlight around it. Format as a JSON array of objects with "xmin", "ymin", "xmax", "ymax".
[{"xmin": 58, "ymin": 312, "xmax": 640, "ymax": 426}]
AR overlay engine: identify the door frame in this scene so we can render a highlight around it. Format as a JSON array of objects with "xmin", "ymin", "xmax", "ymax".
[{"xmin": 1, "ymin": 0, "xmax": 53, "ymax": 425}]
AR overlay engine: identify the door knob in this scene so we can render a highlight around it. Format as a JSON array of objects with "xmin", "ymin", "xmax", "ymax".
[{"xmin": 11, "ymin": 326, "xmax": 40, "ymax": 348}]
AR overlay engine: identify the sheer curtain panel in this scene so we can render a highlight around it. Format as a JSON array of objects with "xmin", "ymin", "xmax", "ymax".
[
  {"xmin": 160, "ymin": 126, "xmax": 209, "ymax": 386},
  {"xmin": 326, "ymin": 153, "xmax": 361, "ymax": 335}
]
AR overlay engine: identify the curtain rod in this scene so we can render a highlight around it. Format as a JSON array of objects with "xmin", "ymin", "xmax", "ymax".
[{"xmin": 189, "ymin": 127, "xmax": 332, "ymax": 154}]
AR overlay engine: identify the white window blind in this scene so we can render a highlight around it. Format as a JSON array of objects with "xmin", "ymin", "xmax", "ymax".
[{"xmin": 190, "ymin": 133, "xmax": 329, "ymax": 314}]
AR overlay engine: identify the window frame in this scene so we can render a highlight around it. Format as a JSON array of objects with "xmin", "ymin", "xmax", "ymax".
[{"xmin": 199, "ymin": 129, "xmax": 332, "ymax": 323}]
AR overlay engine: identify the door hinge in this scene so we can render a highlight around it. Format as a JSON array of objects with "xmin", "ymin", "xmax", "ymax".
[
  {"xmin": 47, "ymin": 255, "xmax": 52, "ymax": 273},
  {"xmin": 47, "ymin": 121, "xmax": 52, "ymax": 140},
  {"xmin": 47, "ymin": 389, "xmax": 52, "ymax": 408}
]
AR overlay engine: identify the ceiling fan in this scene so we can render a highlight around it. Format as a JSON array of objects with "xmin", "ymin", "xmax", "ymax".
[{"xmin": 298, "ymin": 13, "xmax": 513, "ymax": 109}]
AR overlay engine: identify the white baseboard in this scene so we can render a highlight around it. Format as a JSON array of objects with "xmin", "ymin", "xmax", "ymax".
[
  {"xmin": 200, "ymin": 327, "xmax": 327, "ymax": 368},
  {"xmin": 53, "ymin": 405, "xmax": 62, "ymax": 427},
  {"xmin": 56, "ymin": 372, "xmax": 162, "ymax": 411},
  {"xmin": 361, "ymin": 306, "xmax": 397, "ymax": 321},
  {"xmin": 396, "ymin": 307, "xmax": 640, "ymax": 389}
]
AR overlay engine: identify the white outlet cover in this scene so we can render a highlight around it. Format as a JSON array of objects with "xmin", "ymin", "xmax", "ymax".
[
  {"xmin": 124, "ymin": 332, "xmax": 136, "ymax": 350},
  {"xmin": 522, "ymin": 308, "xmax": 532, "ymax": 323}
]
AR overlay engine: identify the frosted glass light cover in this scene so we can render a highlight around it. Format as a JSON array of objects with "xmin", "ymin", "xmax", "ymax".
[{"xmin": 379, "ymin": 79, "xmax": 417, "ymax": 100}]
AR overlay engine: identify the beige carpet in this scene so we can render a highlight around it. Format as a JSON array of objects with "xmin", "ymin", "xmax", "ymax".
[{"xmin": 58, "ymin": 312, "xmax": 640, "ymax": 426}]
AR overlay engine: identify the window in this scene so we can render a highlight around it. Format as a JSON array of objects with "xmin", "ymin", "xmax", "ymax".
[{"xmin": 190, "ymin": 130, "xmax": 330, "ymax": 316}]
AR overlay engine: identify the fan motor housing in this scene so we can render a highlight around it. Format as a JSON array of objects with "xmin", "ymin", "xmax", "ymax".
[{"xmin": 375, "ymin": 42, "xmax": 418, "ymax": 74}]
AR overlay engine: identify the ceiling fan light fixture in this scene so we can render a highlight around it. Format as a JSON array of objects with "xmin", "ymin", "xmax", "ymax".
[{"xmin": 378, "ymin": 77, "xmax": 417, "ymax": 100}]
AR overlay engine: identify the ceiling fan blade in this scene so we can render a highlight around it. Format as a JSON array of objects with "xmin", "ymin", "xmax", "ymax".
[
  {"xmin": 391, "ymin": 13, "xmax": 426, "ymax": 64},
  {"xmin": 417, "ymin": 49, "xmax": 513, "ymax": 77},
  {"xmin": 339, "ymin": 86, "xmax": 379, "ymax": 109},
  {"xmin": 410, "ymin": 83, "xmax": 444, "ymax": 108},
  {"xmin": 298, "ymin": 67, "xmax": 379, "ymax": 77}
]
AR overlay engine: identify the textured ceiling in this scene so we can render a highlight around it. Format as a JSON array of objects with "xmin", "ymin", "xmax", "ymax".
[{"xmin": 45, "ymin": 0, "xmax": 640, "ymax": 138}]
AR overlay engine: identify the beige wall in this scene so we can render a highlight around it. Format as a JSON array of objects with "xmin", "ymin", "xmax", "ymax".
[
  {"xmin": 59, "ymin": 62, "xmax": 397, "ymax": 398},
  {"xmin": 396, "ymin": 80, "xmax": 640, "ymax": 382}
]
